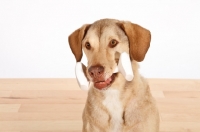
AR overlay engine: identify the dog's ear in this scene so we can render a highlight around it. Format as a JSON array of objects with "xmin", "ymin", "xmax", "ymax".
[
  {"xmin": 118, "ymin": 21, "xmax": 151, "ymax": 62},
  {"xmin": 68, "ymin": 24, "xmax": 91, "ymax": 62}
]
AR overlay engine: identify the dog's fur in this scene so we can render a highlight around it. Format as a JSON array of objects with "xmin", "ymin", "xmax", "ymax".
[{"xmin": 68, "ymin": 19, "xmax": 159, "ymax": 132}]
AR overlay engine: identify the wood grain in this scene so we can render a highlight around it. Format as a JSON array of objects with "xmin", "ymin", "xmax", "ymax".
[{"xmin": 0, "ymin": 78, "xmax": 200, "ymax": 132}]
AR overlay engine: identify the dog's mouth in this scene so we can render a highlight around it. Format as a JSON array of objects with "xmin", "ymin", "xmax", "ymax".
[{"xmin": 94, "ymin": 73, "xmax": 116, "ymax": 90}]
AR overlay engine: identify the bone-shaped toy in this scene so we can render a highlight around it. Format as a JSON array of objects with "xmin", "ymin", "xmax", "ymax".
[
  {"xmin": 75, "ymin": 62, "xmax": 89, "ymax": 90},
  {"xmin": 75, "ymin": 52, "xmax": 134, "ymax": 90},
  {"xmin": 113, "ymin": 52, "xmax": 134, "ymax": 81}
]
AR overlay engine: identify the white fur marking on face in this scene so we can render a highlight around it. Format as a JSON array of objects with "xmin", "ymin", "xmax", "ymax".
[{"xmin": 103, "ymin": 89, "xmax": 123, "ymax": 132}]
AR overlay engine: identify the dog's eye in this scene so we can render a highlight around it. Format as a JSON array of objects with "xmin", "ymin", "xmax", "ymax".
[
  {"xmin": 85, "ymin": 42, "xmax": 91, "ymax": 50},
  {"xmin": 109, "ymin": 39, "xmax": 118, "ymax": 48}
]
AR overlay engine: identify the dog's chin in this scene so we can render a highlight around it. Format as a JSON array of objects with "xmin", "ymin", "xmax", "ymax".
[{"xmin": 93, "ymin": 73, "xmax": 117, "ymax": 90}]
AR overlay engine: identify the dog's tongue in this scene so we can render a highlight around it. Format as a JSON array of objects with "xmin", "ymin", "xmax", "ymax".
[{"xmin": 94, "ymin": 77, "xmax": 112, "ymax": 89}]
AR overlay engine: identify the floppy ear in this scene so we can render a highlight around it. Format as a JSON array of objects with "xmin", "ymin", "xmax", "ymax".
[
  {"xmin": 68, "ymin": 24, "xmax": 91, "ymax": 62},
  {"xmin": 118, "ymin": 21, "xmax": 151, "ymax": 62}
]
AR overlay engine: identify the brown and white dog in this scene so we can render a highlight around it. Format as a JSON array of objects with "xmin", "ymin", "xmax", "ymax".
[{"xmin": 68, "ymin": 19, "xmax": 159, "ymax": 132}]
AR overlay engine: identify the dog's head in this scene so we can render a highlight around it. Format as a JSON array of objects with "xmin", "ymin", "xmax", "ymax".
[{"xmin": 68, "ymin": 19, "xmax": 151, "ymax": 90}]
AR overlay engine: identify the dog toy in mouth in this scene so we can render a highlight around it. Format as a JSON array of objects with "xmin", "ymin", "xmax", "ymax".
[
  {"xmin": 113, "ymin": 52, "xmax": 134, "ymax": 81},
  {"xmin": 75, "ymin": 62, "xmax": 89, "ymax": 90},
  {"xmin": 75, "ymin": 52, "xmax": 134, "ymax": 90}
]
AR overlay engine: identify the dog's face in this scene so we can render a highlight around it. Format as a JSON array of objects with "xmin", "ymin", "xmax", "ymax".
[
  {"xmin": 82, "ymin": 20, "xmax": 129, "ymax": 89},
  {"xmin": 68, "ymin": 19, "xmax": 151, "ymax": 90}
]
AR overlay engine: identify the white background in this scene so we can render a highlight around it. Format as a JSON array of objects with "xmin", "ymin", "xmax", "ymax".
[{"xmin": 0, "ymin": 0, "xmax": 200, "ymax": 79}]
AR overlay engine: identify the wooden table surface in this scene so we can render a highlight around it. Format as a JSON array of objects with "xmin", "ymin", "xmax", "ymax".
[{"xmin": 0, "ymin": 78, "xmax": 200, "ymax": 132}]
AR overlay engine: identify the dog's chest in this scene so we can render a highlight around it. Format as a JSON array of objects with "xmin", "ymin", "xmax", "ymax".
[{"xmin": 102, "ymin": 89, "xmax": 123, "ymax": 132}]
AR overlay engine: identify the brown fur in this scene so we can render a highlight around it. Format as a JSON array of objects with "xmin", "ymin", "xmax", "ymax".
[
  {"xmin": 118, "ymin": 22, "xmax": 151, "ymax": 62},
  {"xmin": 68, "ymin": 24, "xmax": 91, "ymax": 62},
  {"xmin": 68, "ymin": 19, "xmax": 159, "ymax": 132}
]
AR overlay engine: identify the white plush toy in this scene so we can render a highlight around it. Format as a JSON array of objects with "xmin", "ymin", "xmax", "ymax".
[{"xmin": 75, "ymin": 52, "xmax": 134, "ymax": 90}]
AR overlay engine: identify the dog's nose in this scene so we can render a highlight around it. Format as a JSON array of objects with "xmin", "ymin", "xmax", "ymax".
[{"xmin": 88, "ymin": 65, "xmax": 104, "ymax": 78}]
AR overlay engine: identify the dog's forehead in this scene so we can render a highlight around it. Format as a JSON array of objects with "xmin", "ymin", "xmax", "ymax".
[
  {"xmin": 90, "ymin": 19, "xmax": 120, "ymax": 37},
  {"xmin": 88, "ymin": 26, "xmax": 119, "ymax": 39},
  {"xmin": 84, "ymin": 19, "xmax": 124, "ymax": 46}
]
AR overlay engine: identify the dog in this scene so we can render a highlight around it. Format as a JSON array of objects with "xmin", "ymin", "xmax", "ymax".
[{"xmin": 68, "ymin": 19, "xmax": 159, "ymax": 132}]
